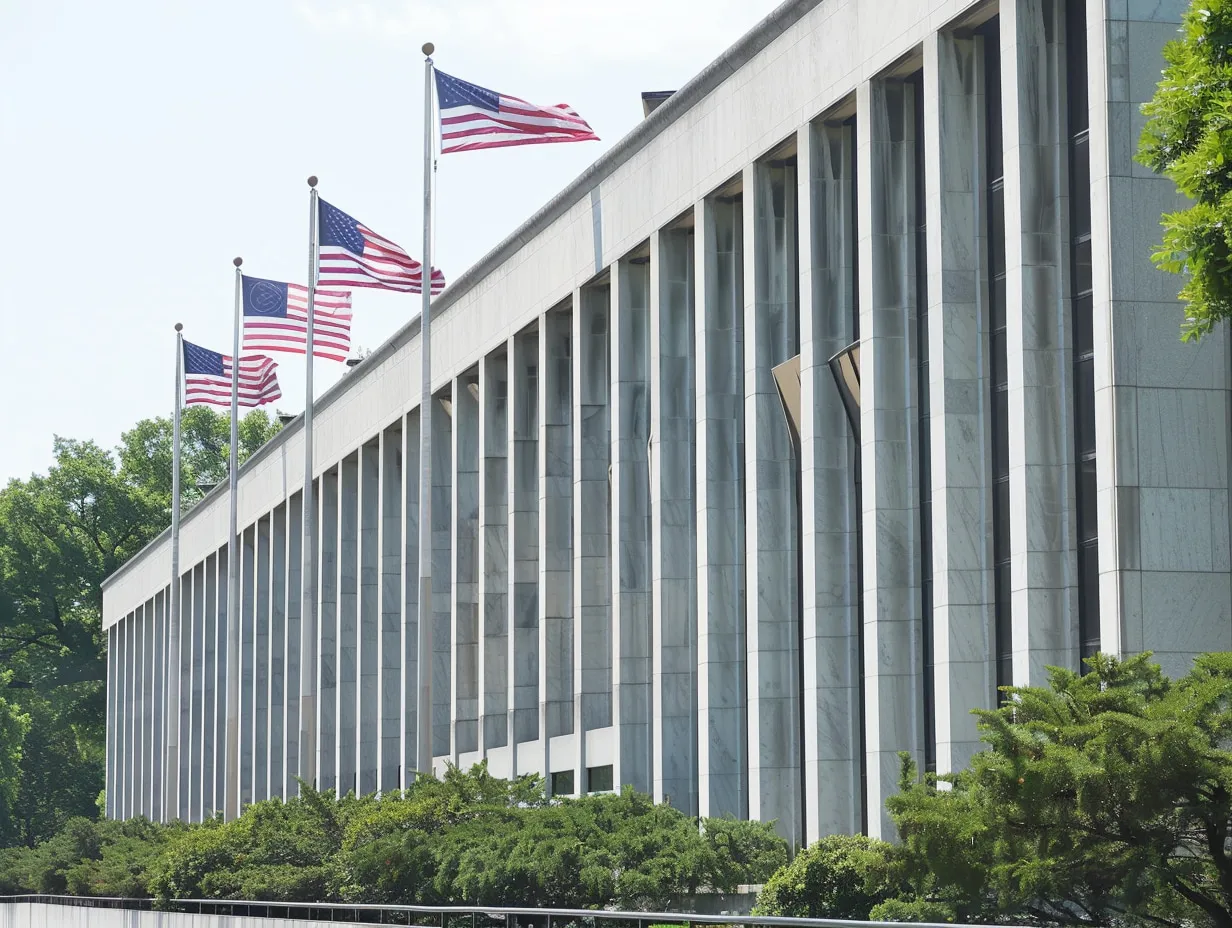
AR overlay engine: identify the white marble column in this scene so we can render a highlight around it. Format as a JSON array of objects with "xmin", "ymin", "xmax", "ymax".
[
  {"xmin": 651, "ymin": 226, "xmax": 698, "ymax": 813},
  {"xmin": 359, "ymin": 441, "xmax": 380, "ymax": 795},
  {"xmin": 270, "ymin": 504, "xmax": 287, "ymax": 800},
  {"xmin": 123, "ymin": 612, "xmax": 134, "ymax": 818},
  {"xmin": 744, "ymin": 158, "xmax": 803, "ymax": 847},
  {"xmin": 540, "ymin": 306, "xmax": 574, "ymax": 791},
  {"xmin": 189, "ymin": 566, "xmax": 205, "ymax": 817},
  {"xmin": 480, "ymin": 352, "xmax": 510, "ymax": 757},
  {"xmin": 1001, "ymin": 0, "xmax": 1079, "ymax": 685},
  {"xmin": 922, "ymin": 31, "xmax": 997, "ymax": 773},
  {"xmin": 143, "ymin": 600, "xmax": 155, "ymax": 817},
  {"xmin": 696, "ymin": 194, "xmax": 748, "ymax": 821},
  {"xmin": 454, "ymin": 375, "xmax": 481, "ymax": 761},
  {"xmin": 799, "ymin": 119, "xmax": 863, "ymax": 841},
  {"xmin": 106, "ymin": 624, "xmax": 117, "ymax": 818},
  {"xmin": 255, "ymin": 517, "xmax": 272, "ymax": 802},
  {"xmin": 401, "ymin": 410, "xmax": 421, "ymax": 779},
  {"xmin": 203, "ymin": 552, "xmax": 219, "ymax": 817},
  {"xmin": 239, "ymin": 525, "xmax": 256, "ymax": 808},
  {"xmin": 318, "ymin": 468, "xmax": 339, "ymax": 792},
  {"xmin": 338, "ymin": 455, "xmax": 359, "ymax": 796},
  {"xmin": 150, "ymin": 593, "xmax": 163, "ymax": 819},
  {"xmin": 612, "ymin": 257, "xmax": 653, "ymax": 796},
  {"xmin": 220, "ymin": 543, "xmax": 235, "ymax": 814},
  {"xmin": 1088, "ymin": 0, "xmax": 1231, "ymax": 674},
  {"xmin": 285, "ymin": 495, "xmax": 302, "ymax": 797},
  {"xmin": 510, "ymin": 329, "xmax": 540, "ymax": 767},
  {"xmin": 857, "ymin": 78, "xmax": 926, "ymax": 840},
  {"xmin": 573, "ymin": 284, "xmax": 613, "ymax": 790},
  {"xmin": 432, "ymin": 391, "xmax": 454, "ymax": 764},
  {"xmin": 378, "ymin": 426, "xmax": 402, "ymax": 792},
  {"xmin": 404, "ymin": 409, "xmax": 423, "ymax": 778}
]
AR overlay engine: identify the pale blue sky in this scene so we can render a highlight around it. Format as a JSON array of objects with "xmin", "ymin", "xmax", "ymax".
[{"xmin": 0, "ymin": 0, "xmax": 781, "ymax": 483}]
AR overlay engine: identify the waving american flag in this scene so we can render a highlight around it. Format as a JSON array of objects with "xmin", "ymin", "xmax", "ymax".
[
  {"xmin": 317, "ymin": 199, "xmax": 444, "ymax": 295},
  {"xmin": 182, "ymin": 340, "xmax": 282, "ymax": 408}
]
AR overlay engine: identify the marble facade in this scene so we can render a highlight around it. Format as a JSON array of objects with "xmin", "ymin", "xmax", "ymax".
[{"xmin": 104, "ymin": 0, "xmax": 1229, "ymax": 846}]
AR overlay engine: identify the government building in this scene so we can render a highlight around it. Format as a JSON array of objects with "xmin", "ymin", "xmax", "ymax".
[{"xmin": 102, "ymin": 0, "xmax": 1229, "ymax": 846}]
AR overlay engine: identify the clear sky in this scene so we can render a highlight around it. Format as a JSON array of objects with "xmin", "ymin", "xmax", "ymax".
[{"xmin": 0, "ymin": 0, "xmax": 783, "ymax": 484}]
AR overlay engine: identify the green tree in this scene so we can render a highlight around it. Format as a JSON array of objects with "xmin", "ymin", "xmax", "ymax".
[
  {"xmin": 888, "ymin": 653, "xmax": 1232, "ymax": 927},
  {"xmin": 1139, "ymin": 0, "xmax": 1232, "ymax": 339},
  {"xmin": 0, "ymin": 410, "xmax": 281, "ymax": 847},
  {"xmin": 0, "ymin": 674, "xmax": 30, "ymax": 841},
  {"xmin": 753, "ymin": 834, "xmax": 904, "ymax": 919}
]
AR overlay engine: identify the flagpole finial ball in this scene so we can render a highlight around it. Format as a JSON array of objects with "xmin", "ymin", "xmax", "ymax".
[
  {"xmin": 233, "ymin": 257, "xmax": 243, "ymax": 268},
  {"xmin": 175, "ymin": 323, "xmax": 183, "ymax": 333},
  {"xmin": 307, "ymin": 175, "xmax": 318, "ymax": 188},
  {"xmin": 422, "ymin": 42, "xmax": 434, "ymax": 56}
]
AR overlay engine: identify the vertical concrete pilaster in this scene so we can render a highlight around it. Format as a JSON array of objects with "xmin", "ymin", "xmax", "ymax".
[
  {"xmin": 857, "ymin": 78, "xmax": 926, "ymax": 839},
  {"xmin": 800, "ymin": 119, "xmax": 863, "ymax": 841},
  {"xmin": 379, "ymin": 428, "xmax": 403, "ymax": 791},
  {"xmin": 540, "ymin": 306, "xmax": 574, "ymax": 790},
  {"xmin": 574, "ymin": 285, "xmax": 613, "ymax": 791},
  {"xmin": 1002, "ymin": 0, "xmax": 1079, "ymax": 684},
  {"xmin": 480, "ymin": 352, "xmax": 510, "ymax": 755},
  {"xmin": 432, "ymin": 392, "xmax": 454, "ymax": 763},
  {"xmin": 612, "ymin": 257, "xmax": 653, "ymax": 796},
  {"xmin": 652, "ymin": 226, "xmax": 698, "ymax": 813},
  {"xmin": 696, "ymin": 194, "xmax": 748, "ymax": 821},
  {"xmin": 318, "ymin": 468, "xmax": 339, "ymax": 792},
  {"xmin": 744, "ymin": 157, "xmax": 804, "ymax": 847},
  {"xmin": 270, "ymin": 505, "xmax": 287, "ymax": 799},
  {"xmin": 359, "ymin": 442, "xmax": 380, "ymax": 795},
  {"xmin": 454, "ymin": 375, "xmax": 481, "ymax": 760},
  {"xmin": 338, "ymin": 455, "xmax": 359, "ymax": 796},
  {"xmin": 511, "ymin": 330, "xmax": 540, "ymax": 765},
  {"xmin": 922, "ymin": 31, "xmax": 997, "ymax": 772},
  {"xmin": 285, "ymin": 496, "xmax": 302, "ymax": 797}
]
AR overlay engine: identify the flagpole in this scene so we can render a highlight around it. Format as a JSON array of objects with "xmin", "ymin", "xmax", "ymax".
[
  {"xmin": 416, "ymin": 42, "xmax": 436, "ymax": 781},
  {"xmin": 300, "ymin": 177, "xmax": 320, "ymax": 792},
  {"xmin": 224, "ymin": 256, "xmax": 243, "ymax": 820},
  {"xmin": 166, "ymin": 322, "xmax": 184, "ymax": 823}
]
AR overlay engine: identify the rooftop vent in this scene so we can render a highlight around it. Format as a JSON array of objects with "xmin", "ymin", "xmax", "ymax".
[{"xmin": 641, "ymin": 91, "xmax": 674, "ymax": 118}]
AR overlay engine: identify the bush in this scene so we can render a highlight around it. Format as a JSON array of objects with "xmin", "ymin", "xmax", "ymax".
[{"xmin": 753, "ymin": 834, "xmax": 903, "ymax": 919}]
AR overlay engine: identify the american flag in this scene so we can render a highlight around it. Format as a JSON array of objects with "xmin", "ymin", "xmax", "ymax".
[
  {"xmin": 318, "ymin": 199, "xmax": 445, "ymax": 295},
  {"xmin": 434, "ymin": 69, "xmax": 599, "ymax": 154},
  {"xmin": 242, "ymin": 274, "xmax": 353, "ymax": 362},
  {"xmin": 183, "ymin": 340, "xmax": 282, "ymax": 408}
]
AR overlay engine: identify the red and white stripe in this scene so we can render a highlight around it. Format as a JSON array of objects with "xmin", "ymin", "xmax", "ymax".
[
  {"xmin": 318, "ymin": 225, "xmax": 445, "ymax": 295},
  {"xmin": 440, "ymin": 94, "xmax": 599, "ymax": 154},
  {"xmin": 185, "ymin": 355, "xmax": 282, "ymax": 408},
  {"xmin": 243, "ymin": 285, "xmax": 353, "ymax": 362}
]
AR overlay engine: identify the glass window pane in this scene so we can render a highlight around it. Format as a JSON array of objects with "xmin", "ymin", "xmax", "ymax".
[
  {"xmin": 990, "ymin": 275, "xmax": 1007, "ymax": 331},
  {"xmin": 1076, "ymin": 360, "xmax": 1096, "ymax": 456},
  {"xmin": 1070, "ymin": 140, "xmax": 1092, "ymax": 236},
  {"xmin": 1074, "ymin": 237, "xmax": 1092, "ymax": 298},
  {"xmin": 1079, "ymin": 457, "xmax": 1098, "ymax": 542},
  {"xmin": 992, "ymin": 329, "xmax": 1008, "ymax": 389},
  {"xmin": 994, "ymin": 478, "xmax": 1011, "ymax": 556},
  {"xmin": 995, "ymin": 563, "xmax": 1013, "ymax": 655},
  {"xmin": 1074, "ymin": 292, "xmax": 1094, "ymax": 358},
  {"xmin": 990, "ymin": 186, "xmax": 1006, "ymax": 278},
  {"xmin": 993, "ymin": 391, "xmax": 1010, "ymax": 476},
  {"xmin": 1080, "ymin": 540, "xmax": 1101, "ymax": 655}
]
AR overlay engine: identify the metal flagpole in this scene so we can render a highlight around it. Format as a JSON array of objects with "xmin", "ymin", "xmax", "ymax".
[
  {"xmin": 415, "ymin": 42, "xmax": 436, "ymax": 780},
  {"xmin": 300, "ymin": 177, "xmax": 320, "ymax": 792},
  {"xmin": 224, "ymin": 256, "xmax": 243, "ymax": 820},
  {"xmin": 166, "ymin": 322, "xmax": 185, "ymax": 823}
]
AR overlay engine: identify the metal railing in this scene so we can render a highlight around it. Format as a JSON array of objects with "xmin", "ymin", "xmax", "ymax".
[{"xmin": 0, "ymin": 894, "xmax": 1009, "ymax": 928}]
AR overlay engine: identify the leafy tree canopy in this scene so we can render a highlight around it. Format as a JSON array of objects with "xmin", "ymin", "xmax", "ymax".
[
  {"xmin": 1139, "ymin": 0, "xmax": 1232, "ymax": 338},
  {"xmin": 0, "ymin": 410, "xmax": 280, "ymax": 847},
  {"xmin": 887, "ymin": 652, "xmax": 1232, "ymax": 926}
]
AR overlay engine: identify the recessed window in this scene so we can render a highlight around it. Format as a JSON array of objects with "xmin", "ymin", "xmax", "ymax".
[
  {"xmin": 551, "ymin": 770, "xmax": 575, "ymax": 796},
  {"xmin": 586, "ymin": 764, "xmax": 614, "ymax": 793}
]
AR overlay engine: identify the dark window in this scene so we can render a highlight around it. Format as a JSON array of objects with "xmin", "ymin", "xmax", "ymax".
[
  {"xmin": 1068, "ymin": 0, "xmax": 1099, "ymax": 664},
  {"xmin": 911, "ymin": 71, "xmax": 936, "ymax": 774},
  {"xmin": 983, "ymin": 21, "xmax": 1013, "ymax": 700},
  {"xmin": 551, "ymin": 770, "xmax": 575, "ymax": 796},
  {"xmin": 586, "ymin": 765, "xmax": 614, "ymax": 793}
]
